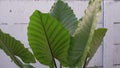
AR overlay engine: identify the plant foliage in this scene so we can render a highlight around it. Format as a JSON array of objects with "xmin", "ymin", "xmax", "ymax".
[
  {"xmin": 50, "ymin": 0, "xmax": 78, "ymax": 35},
  {"xmin": 0, "ymin": 0, "xmax": 107, "ymax": 68},
  {"xmin": 0, "ymin": 29, "xmax": 35, "ymax": 68},
  {"xmin": 68, "ymin": 0, "xmax": 106, "ymax": 68},
  {"xmin": 85, "ymin": 28, "xmax": 107, "ymax": 66},
  {"xmin": 28, "ymin": 10, "xmax": 70, "ymax": 67}
]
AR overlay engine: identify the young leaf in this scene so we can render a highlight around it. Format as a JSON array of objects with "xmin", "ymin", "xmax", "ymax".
[
  {"xmin": 68, "ymin": 0, "xmax": 102, "ymax": 68},
  {"xmin": 50, "ymin": 0, "xmax": 78, "ymax": 35},
  {"xmin": 85, "ymin": 28, "xmax": 107, "ymax": 66},
  {"xmin": 28, "ymin": 10, "xmax": 70, "ymax": 67},
  {"xmin": 0, "ymin": 29, "xmax": 36, "ymax": 67}
]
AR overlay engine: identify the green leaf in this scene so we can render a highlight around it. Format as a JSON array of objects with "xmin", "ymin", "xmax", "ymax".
[
  {"xmin": 0, "ymin": 29, "xmax": 36, "ymax": 67},
  {"xmin": 85, "ymin": 28, "xmax": 107, "ymax": 66},
  {"xmin": 0, "ymin": 42, "xmax": 1, "ymax": 49},
  {"xmin": 28, "ymin": 10, "xmax": 70, "ymax": 67},
  {"xmin": 23, "ymin": 64, "xmax": 35, "ymax": 68},
  {"xmin": 94, "ymin": 65, "xmax": 97, "ymax": 68},
  {"xmin": 50, "ymin": 0, "xmax": 78, "ymax": 35},
  {"xmin": 68, "ymin": 0, "xmax": 102, "ymax": 68}
]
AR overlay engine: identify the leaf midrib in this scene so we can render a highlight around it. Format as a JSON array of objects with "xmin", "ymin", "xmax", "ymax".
[{"xmin": 39, "ymin": 15, "xmax": 57, "ymax": 67}]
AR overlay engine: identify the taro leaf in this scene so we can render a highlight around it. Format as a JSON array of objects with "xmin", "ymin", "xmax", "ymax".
[
  {"xmin": 85, "ymin": 28, "xmax": 107, "ymax": 66},
  {"xmin": 0, "ymin": 29, "xmax": 36, "ymax": 67},
  {"xmin": 50, "ymin": 0, "xmax": 78, "ymax": 35},
  {"xmin": 68, "ymin": 0, "xmax": 102, "ymax": 68},
  {"xmin": 28, "ymin": 10, "xmax": 70, "ymax": 67}
]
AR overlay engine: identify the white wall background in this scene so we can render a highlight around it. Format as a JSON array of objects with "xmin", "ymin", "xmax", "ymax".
[
  {"xmin": 0, "ymin": 0, "xmax": 120, "ymax": 68},
  {"xmin": 104, "ymin": 1, "xmax": 120, "ymax": 68}
]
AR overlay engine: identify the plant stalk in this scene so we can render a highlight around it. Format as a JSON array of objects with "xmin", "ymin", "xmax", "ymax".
[
  {"xmin": 83, "ymin": 56, "xmax": 88, "ymax": 68},
  {"xmin": 60, "ymin": 63, "xmax": 62, "ymax": 68},
  {"xmin": 52, "ymin": 58, "xmax": 57, "ymax": 68}
]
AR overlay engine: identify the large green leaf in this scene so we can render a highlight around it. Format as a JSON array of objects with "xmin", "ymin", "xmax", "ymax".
[
  {"xmin": 85, "ymin": 28, "xmax": 107, "ymax": 66},
  {"xmin": 68, "ymin": 0, "xmax": 102, "ymax": 68},
  {"xmin": 28, "ymin": 10, "xmax": 70, "ymax": 67},
  {"xmin": 50, "ymin": 0, "xmax": 78, "ymax": 35},
  {"xmin": 0, "ymin": 29, "xmax": 36, "ymax": 67}
]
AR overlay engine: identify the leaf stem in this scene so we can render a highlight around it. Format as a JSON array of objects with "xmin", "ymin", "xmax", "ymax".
[
  {"xmin": 53, "ymin": 58, "xmax": 57, "ymax": 68},
  {"xmin": 41, "ymin": 18, "xmax": 57, "ymax": 68},
  {"xmin": 60, "ymin": 63, "xmax": 62, "ymax": 68},
  {"xmin": 83, "ymin": 56, "xmax": 88, "ymax": 68},
  {"xmin": 11, "ymin": 56, "xmax": 24, "ymax": 68}
]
